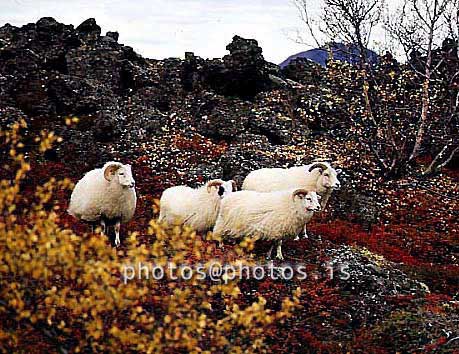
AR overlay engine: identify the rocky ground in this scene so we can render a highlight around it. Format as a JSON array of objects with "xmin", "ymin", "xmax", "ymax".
[{"xmin": 1, "ymin": 17, "xmax": 458, "ymax": 353}]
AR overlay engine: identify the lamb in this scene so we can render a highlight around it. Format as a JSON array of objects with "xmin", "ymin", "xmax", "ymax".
[
  {"xmin": 212, "ymin": 189, "xmax": 321, "ymax": 260},
  {"xmin": 158, "ymin": 179, "xmax": 237, "ymax": 233},
  {"xmin": 68, "ymin": 161, "xmax": 137, "ymax": 246},
  {"xmin": 242, "ymin": 161, "xmax": 342, "ymax": 238}
]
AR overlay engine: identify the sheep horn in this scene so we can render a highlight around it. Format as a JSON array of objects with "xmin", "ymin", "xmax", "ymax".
[
  {"xmin": 308, "ymin": 162, "xmax": 329, "ymax": 173},
  {"xmin": 206, "ymin": 179, "xmax": 224, "ymax": 193},
  {"xmin": 231, "ymin": 180, "xmax": 237, "ymax": 192},
  {"xmin": 292, "ymin": 188, "xmax": 310, "ymax": 200},
  {"xmin": 104, "ymin": 163, "xmax": 121, "ymax": 181}
]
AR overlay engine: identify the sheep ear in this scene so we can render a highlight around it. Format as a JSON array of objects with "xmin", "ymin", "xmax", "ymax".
[{"xmin": 104, "ymin": 164, "xmax": 120, "ymax": 181}]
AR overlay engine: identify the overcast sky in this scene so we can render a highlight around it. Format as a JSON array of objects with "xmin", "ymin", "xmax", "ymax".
[{"xmin": 1, "ymin": 0, "xmax": 318, "ymax": 64}]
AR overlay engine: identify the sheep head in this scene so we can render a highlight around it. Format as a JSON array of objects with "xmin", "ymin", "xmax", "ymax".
[
  {"xmin": 308, "ymin": 162, "xmax": 342, "ymax": 190},
  {"xmin": 207, "ymin": 179, "xmax": 235, "ymax": 198},
  {"xmin": 103, "ymin": 162, "xmax": 135, "ymax": 189},
  {"xmin": 292, "ymin": 189, "xmax": 321, "ymax": 212}
]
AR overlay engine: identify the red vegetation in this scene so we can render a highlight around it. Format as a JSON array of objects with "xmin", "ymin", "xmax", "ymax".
[
  {"xmin": 3, "ymin": 160, "xmax": 458, "ymax": 353},
  {"xmin": 172, "ymin": 135, "xmax": 228, "ymax": 160}
]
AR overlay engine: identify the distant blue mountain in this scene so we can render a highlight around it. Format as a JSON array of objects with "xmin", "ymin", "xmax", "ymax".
[{"xmin": 279, "ymin": 43, "xmax": 379, "ymax": 68}]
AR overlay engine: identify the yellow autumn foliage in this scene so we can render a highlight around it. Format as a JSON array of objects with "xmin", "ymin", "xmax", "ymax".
[{"xmin": 0, "ymin": 122, "xmax": 301, "ymax": 353}]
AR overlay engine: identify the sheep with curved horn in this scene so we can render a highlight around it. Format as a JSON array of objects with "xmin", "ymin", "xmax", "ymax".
[
  {"xmin": 213, "ymin": 188, "xmax": 321, "ymax": 260},
  {"xmin": 68, "ymin": 161, "xmax": 137, "ymax": 246},
  {"xmin": 242, "ymin": 161, "xmax": 342, "ymax": 239}
]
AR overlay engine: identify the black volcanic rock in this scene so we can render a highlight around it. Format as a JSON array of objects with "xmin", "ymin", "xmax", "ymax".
[
  {"xmin": 47, "ymin": 75, "xmax": 119, "ymax": 115},
  {"xmin": 0, "ymin": 74, "xmax": 14, "ymax": 107},
  {"xmin": 0, "ymin": 16, "xmax": 151, "ymax": 119},
  {"xmin": 0, "ymin": 23, "xmax": 15, "ymax": 42},
  {"xmin": 106, "ymin": 31, "xmax": 119, "ymax": 41},
  {"xmin": 191, "ymin": 92, "xmax": 249, "ymax": 140},
  {"xmin": 181, "ymin": 52, "xmax": 204, "ymax": 91},
  {"xmin": 120, "ymin": 60, "xmax": 155, "ymax": 91},
  {"xmin": 93, "ymin": 110, "xmax": 122, "ymax": 142},
  {"xmin": 36, "ymin": 17, "xmax": 63, "ymax": 38},
  {"xmin": 0, "ymin": 18, "xmax": 320, "ymax": 181},
  {"xmin": 121, "ymin": 46, "xmax": 144, "ymax": 63},
  {"xmin": 0, "ymin": 46, "xmax": 41, "ymax": 76},
  {"xmin": 248, "ymin": 90, "xmax": 306, "ymax": 145},
  {"xmin": 325, "ymin": 245, "xmax": 430, "ymax": 326},
  {"xmin": 218, "ymin": 136, "xmax": 280, "ymax": 184},
  {"xmin": 202, "ymin": 35, "xmax": 277, "ymax": 99},
  {"xmin": 13, "ymin": 74, "xmax": 54, "ymax": 116},
  {"xmin": 66, "ymin": 45, "xmax": 124, "ymax": 90},
  {"xmin": 76, "ymin": 18, "xmax": 101, "ymax": 42},
  {"xmin": 281, "ymin": 57, "xmax": 325, "ymax": 85}
]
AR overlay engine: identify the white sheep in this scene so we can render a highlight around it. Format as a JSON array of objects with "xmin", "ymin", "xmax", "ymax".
[
  {"xmin": 158, "ymin": 179, "xmax": 236, "ymax": 233},
  {"xmin": 68, "ymin": 161, "xmax": 137, "ymax": 246},
  {"xmin": 242, "ymin": 161, "xmax": 342, "ymax": 239},
  {"xmin": 212, "ymin": 189, "xmax": 321, "ymax": 260}
]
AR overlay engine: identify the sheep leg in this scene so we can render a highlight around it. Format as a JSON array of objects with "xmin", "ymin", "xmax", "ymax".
[
  {"xmin": 266, "ymin": 244, "xmax": 274, "ymax": 260},
  {"xmin": 303, "ymin": 224, "xmax": 309, "ymax": 239},
  {"xmin": 294, "ymin": 225, "xmax": 309, "ymax": 241},
  {"xmin": 275, "ymin": 240, "xmax": 284, "ymax": 260},
  {"xmin": 100, "ymin": 219, "xmax": 106, "ymax": 235},
  {"xmin": 114, "ymin": 221, "xmax": 121, "ymax": 247}
]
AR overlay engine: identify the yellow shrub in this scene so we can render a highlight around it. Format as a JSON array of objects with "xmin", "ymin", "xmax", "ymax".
[{"xmin": 0, "ymin": 122, "xmax": 301, "ymax": 353}]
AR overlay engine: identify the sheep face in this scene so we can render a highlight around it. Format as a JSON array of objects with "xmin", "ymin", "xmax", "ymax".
[
  {"xmin": 308, "ymin": 163, "xmax": 342, "ymax": 190},
  {"xmin": 320, "ymin": 168, "xmax": 342, "ymax": 190},
  {"xmin": 104, "ymin": 163, "xmax": 135, "ymax": 189},
  {"xmin": 293, "ymin": 190, "xmax": 321, "ymax": 212},
  {"xmin": 117, "ymin": 165, "xmax": 135, "ymax": 188}
]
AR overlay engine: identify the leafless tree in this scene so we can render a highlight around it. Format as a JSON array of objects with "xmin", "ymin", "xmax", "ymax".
[
  {"xmin": 293, "ymin": 0, "xmax": 400, "ymax": 176},
  {"xmin": 293, "ymin": 0, "xmax": 384, "ymax": 64},
  {"xmin": 293, "ymin": 0, "xmax": 458, "ymax": 177},
  {"xmin": 293, "ymin": 0, "xmax": 385, "ymax": 125},
  {"xmin": 292, "ymin": 0, "xmax": 324, "ymax": 48},
  {"xmin": 386, "ymin": 0, "xmax": 459, "ymax": 174}
]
